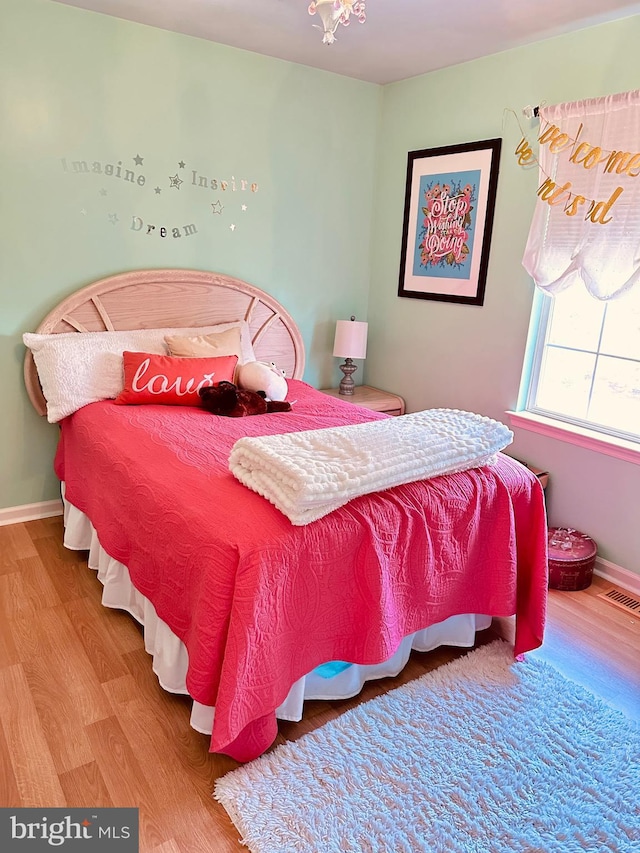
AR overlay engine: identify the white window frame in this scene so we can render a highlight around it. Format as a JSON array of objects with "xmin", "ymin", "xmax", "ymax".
[{"xmin": 509, "ymin": 288, "xmax": 640, "ymax": 466}]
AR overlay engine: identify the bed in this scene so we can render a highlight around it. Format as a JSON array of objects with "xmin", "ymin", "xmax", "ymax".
[{"xmin": 23, "ymin": 267, "xmax": 548, "ymax": 762}]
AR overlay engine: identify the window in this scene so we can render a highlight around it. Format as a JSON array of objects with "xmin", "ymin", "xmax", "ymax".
[
  {"xmin": 515, "ymin": 91, "xmax": 640, "ymax": 455},
  {"xmin": 522, "ymin": 284, "xmax": 640, "ymax": 444}
]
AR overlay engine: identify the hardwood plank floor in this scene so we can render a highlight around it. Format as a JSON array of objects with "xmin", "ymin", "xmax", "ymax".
[{"xmin": 0, "ymin": 515, "xmax": 638, "ymax": 851}]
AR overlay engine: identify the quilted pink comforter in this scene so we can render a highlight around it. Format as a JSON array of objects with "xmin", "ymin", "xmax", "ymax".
[{"xmin": 54, "ymin": 379, "xmax": 548, "ymax": 761}]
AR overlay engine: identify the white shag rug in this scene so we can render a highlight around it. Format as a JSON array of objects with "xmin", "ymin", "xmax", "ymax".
[{"xmin": 214, "ymin": 641, "xmax": 640, "ymax": 853}]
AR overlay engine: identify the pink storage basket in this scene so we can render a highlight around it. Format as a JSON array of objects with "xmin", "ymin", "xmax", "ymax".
[{"xmin": 547, "ymin": 527, "xmax": 597, "ymax": 591}]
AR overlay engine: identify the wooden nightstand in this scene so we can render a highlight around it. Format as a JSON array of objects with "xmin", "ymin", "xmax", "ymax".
[{"xmin": 319, "ymin": 385, "xmax": 406, "ymax": 416}]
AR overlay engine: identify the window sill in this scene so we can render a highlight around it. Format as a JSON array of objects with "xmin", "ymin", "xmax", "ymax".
[{"xmin": 506, "ymin": 410, "xmax": 640, "ymax": 466}]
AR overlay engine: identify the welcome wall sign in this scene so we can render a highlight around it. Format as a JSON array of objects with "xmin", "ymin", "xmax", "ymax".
[
  {"xmin": 60, "ymin": 151, "xmax": 260, "ymax": 239},
  {"xmin": 514, "ymin": 119, "xmax": 640, "ymax": 225}
]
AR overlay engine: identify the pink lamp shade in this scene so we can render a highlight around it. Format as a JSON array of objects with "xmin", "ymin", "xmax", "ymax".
[{"xmin": 333, "ymin": 316, "xmax": 368, "ymax": 395}]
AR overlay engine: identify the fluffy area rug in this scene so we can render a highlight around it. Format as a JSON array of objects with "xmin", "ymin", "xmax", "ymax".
[{"xmin": 214, "ymin": 640, "xmax": 640, "ymax": 853}]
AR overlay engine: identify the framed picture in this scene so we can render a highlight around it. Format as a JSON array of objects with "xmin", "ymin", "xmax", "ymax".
[{"xmin": 398, "ymin": 138, "xmax": 502, "ymax": 305}]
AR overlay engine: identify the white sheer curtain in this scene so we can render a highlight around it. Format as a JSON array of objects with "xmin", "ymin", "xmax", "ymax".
[{"xmin": 522, "ymin": 89, "xmax": 640, "ymax": 300}]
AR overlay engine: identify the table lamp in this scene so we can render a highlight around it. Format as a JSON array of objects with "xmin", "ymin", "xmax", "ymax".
[{"xmin": 333, "ymin": 316, "xmax": 368, "ymax": 395}]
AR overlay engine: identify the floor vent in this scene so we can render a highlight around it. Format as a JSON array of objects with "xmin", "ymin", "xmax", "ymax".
[{"xmin": 597, "ymin": 587, "xmax": 640, "ymax": 617}]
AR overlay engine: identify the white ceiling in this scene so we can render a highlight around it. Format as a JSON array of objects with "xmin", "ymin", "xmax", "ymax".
[{"xmin": 52, "ymin": 0, "xmax": 640, "ymax": 85}]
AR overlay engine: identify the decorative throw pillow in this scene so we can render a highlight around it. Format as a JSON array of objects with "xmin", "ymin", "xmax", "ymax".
[
  {"xmin": 115, "ymin": 352, "xmax": 238, "ymax": 407},
  {"xmin": 23, "ymin": 321, "xmax": 255, "ymax": 423},
  {"xmin": 164, "ymin": 327, "xmax": 243, "ymax": 362}
]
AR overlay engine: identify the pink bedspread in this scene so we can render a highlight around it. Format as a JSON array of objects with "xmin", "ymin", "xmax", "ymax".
[{"xmin": 54, "ymin": 379, "xmax": 548, "ymax": 761}]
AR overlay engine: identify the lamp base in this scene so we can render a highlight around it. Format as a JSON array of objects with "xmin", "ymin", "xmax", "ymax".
[{"xmin": 338, "ymin": 358, "xmax": 358, "ymax": 395}]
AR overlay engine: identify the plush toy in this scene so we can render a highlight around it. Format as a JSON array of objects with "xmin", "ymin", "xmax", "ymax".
[
  {"xmin": 199, "ymin": 381, "xmax": 291, "ymax": 418},
  {"xmin": 237, "ymin": 361, "xmax": 288, "ymax": 402}
]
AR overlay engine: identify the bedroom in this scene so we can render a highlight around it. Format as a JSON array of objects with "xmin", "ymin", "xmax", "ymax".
[{"xmin": 1, "ymin": 0, "xmax": 639, "ymax": 850}]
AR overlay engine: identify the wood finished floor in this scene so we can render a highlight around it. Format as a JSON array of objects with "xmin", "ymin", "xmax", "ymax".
[{"xmin": 1, "ymin": 515, "xmax": 639, "ymax": 851}]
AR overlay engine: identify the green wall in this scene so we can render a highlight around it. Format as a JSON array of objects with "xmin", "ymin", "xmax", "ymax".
[
  {"xmin": 0, "ymin": 0, "xmax": 380, "ymax": 508},
  {"xmin": 3, "ymin": 0, "xmax": 639, "ymax": 578},
  {"xmin": 366, "ymin": 15, "xmax": 640, "ymax": 575}
]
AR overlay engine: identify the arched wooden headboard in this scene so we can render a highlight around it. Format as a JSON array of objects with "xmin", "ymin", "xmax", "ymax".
[{"xmin": 24, "ymin": 268, "xmax": 306, "ymax": 417}]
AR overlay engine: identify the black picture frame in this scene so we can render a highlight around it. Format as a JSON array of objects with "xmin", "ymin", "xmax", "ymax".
[{"xmin": 398, "ymin": 138, "xmax": 501, "ymax": 305}]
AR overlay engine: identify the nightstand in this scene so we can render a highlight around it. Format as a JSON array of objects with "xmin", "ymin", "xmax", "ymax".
[{"xmin": 319, "ymin": 385, "xmax": 406, "ymax": 416}]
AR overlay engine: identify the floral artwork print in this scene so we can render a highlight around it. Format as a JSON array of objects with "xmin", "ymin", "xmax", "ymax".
[
  {"xmin": 413, "ymin": 169, "xmax": 480, "ymax": 280},
  {"xmin": 398, "ymin": 139, "xmax": 501, "ymax": 305}
]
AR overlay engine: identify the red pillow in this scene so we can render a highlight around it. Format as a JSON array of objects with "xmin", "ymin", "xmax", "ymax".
[{"xmin": 115, "ymin": 351, "xmax": 238, "ymax": 406}]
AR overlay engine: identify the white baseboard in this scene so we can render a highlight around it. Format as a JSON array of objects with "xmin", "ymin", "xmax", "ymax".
[
  {"xmin": 594, "ymin": 556, "xmax": 640, "ymax": 597},
  {"xmin": 0, "ymin": 499, "xmax": 63, "ymax": 527}
]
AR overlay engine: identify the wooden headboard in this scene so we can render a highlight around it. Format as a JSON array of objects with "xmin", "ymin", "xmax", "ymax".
[{"xmin": 24, "ymin": 268, "xmax": 306, "ymax": 417}]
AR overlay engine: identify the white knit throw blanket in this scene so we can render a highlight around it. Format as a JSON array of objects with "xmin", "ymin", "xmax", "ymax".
[{"xmin": 229, "ymin": 408, "xmax": 514, "ymax": 525}]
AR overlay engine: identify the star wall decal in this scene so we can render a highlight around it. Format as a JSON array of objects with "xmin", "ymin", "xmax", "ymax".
[
  {"xmin": 241, "ymin": 204, "xmax": 247, "ymax": 211},
  {"xmin": 154, "ymin": 186, "xmax": 162, "ymax": 194},
  {"xmin": 178, "ymin": 160, "xmax": 186, "ymax": 169},
  {"xmin": 80, "ymin": 208, "xmax": 87, "ymax": 216},
  {"xmin": 108, "ymin": 213, "xmax": 119, "ymax": 225},
  {"xmin": 230, "ymin": 223, "xmax": 236, "ymax": 231},
  {"xmin": 169, "ymin": 174, "xmax": 183, "ymax": 189},
  {"xmin": 211, "ymin": 200, "xmax": 223, "ymax": 215},
  {"xmin": 99, "ymin": 189, "xmax": 107, "ymax": 196},
  {"xmin": 133, "ymin": 154, "xmax": 144, "ymax": 166}
]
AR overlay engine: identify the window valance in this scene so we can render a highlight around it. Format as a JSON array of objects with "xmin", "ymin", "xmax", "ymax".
[{"xmin": 522, "ymin": 89, "xmax": 640, "ymax": 300}]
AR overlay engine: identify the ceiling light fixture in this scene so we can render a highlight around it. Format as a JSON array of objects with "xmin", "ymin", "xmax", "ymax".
[{"xmin": 308, "ymin": 1, "xmax": 366, "ymax": 45}]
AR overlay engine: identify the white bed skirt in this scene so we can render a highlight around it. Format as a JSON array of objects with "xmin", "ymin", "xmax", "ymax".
[{"xmin": 61, "ymin": 493, "xmax": 491, "ymax": 734}]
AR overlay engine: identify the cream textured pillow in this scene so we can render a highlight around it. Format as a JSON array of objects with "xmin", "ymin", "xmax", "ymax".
[
  {"xmin": 165, "ymin": 320, "xmax": 255, "ymax": 365},
  {"xmin": 23, "ymin": 321, "xmax": 255, "ymax": 423},
  {"xmin": 165, "ymin": 327, "xmax": 243, "ymax": 361}
]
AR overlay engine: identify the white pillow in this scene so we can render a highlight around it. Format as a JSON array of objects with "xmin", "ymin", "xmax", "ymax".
[{"xmin": 24, "ymin": 321, "xmax": 255, "ymax": 423}]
